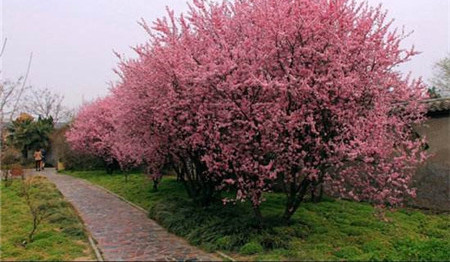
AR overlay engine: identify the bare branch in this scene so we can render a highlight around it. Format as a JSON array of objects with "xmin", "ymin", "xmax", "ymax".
[
  {"xmin": 0, "ymin": 38, "xmax": 7, "ymax": 58},
  {"xmin": 10, "ymin": 52, "xmax": 33, "ymax": 121},
  {"xmin": 23, "ymin": 87, "xmax": 72, "ymax": 123}
]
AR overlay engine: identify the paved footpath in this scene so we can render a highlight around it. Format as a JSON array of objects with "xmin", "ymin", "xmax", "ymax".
[{"xmin": 35, "ymin": 169, "xmax": 220, "ymax": 261}]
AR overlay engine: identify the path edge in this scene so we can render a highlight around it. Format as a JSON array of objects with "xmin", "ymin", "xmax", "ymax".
[
  {"xmin": 61, "ymin": 172, "xmax": 234, "ymax": 262},
  {"xmin": 57, "ymin": 190, "xmax": 105, "ymax": 262},
  {"xmin": 38, "ymin": 172, "xmax": 104, "ymax": 262},
  {"xmin": 88, "ymin": 235, "xmax": 104, "ymax": 262}
]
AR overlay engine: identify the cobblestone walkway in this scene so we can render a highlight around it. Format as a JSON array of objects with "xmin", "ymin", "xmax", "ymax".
[{"xmin": 37, "ymin": 169, "xmax": 220, "ymax": 261}]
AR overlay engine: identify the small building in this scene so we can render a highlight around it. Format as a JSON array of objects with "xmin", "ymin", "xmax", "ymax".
[{"xmin": 414, "ymin": 98, "xmax": 450, "ymax": 211}]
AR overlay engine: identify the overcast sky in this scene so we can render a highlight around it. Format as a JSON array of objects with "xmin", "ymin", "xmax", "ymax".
[{"xmin": 2, "ymin": 0, "xmax": 449, "ymax": 108}]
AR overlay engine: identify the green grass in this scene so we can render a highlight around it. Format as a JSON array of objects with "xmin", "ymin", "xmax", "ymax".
[
  {"xmin": 64, "ymin": 170, "xmax": 450, "ymax": 261},
  {"xmin": 1, "ymin": 176, "xmax": 95, "ymax": 261}
]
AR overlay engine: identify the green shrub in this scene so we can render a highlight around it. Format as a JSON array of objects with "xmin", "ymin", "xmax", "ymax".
[
  {"xmin": 63, "ymin": 151, "xmax": 105, "ymax": 171},
  {"xmin": 334, "ymin": 246, "xmax": 363, "ymax": 259},
  {"xmin": 259, "ymin": 231, "xmax": 290, "ymax": 249},
  {"xmin": 50, "ymin": 126, "xmax": 105, "ymax": 171},
  {"xmin": 240, "ymin": 242, "xmax": 263, "ymax": 255},
  {"xmin": 216, "ymin": 236, "xmax": 233, "ymax": 249}
]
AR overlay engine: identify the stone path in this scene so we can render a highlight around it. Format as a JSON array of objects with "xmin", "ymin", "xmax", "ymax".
[{"xmin": 35, "ymin": 169, "xmax": 220, "ymax": 261}]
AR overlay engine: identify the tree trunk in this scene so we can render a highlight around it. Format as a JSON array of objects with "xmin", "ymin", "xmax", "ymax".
[
  {"xmin": 28, "ymin": 215, "xmax": 38, "ymax": 242},
  {"xmin": 106, "ymin": 163, "xmax": 113, "ymax": 175},
  {"xmin": 311, "ymin": 183, "xmax": 323, "ymax": 203},
  {"xmin": 153, "ymin": 178, "xmax": 159, "ymax": 191},
  {"xmin": 253, "ymin": 205, "xmax": 263, "ymax": 230},
  {"xmin": 317, "ymin": 184, "xmax": 324, "ymax": 202},
  {"xmin": 22, "ymin": 147, "xmax": 28, "ymax": 159},
  {"xmin": 283, "ymin": 178, "xmax": 310, "ymax": 223}
]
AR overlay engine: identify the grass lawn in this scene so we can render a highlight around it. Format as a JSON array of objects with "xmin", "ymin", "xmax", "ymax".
[
  {"xmin": 0, "ymin": 176, "xmax": 95, "ymax": 261},
  {"xmin": 64, "ymin": 170, "xmax": 450, "ymax": 261}
]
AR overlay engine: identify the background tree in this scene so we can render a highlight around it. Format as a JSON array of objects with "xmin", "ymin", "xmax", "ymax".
[
  {"xmin": 427, "ymin": 86, "xmax": 441, "ymax": 99},
  {"xmin": 0, "ymin": 38, "xmax": 32, "ymax": 123},
  {"xmin": 22, "ymin": 87, "xmax": 73, "ymax": 123},
  {"xmin": 0, "ymin": 38, "xmax": 33, "ymax": 171},
  {"xmin": 1, "ymin": 78, "xmax": 30, "ymax": 123},
  {"xmin": 430, "ymin": 55, "xmax": 450, "ymax": 97},
  {"xmin": 6, "ymin": 113, "xmax": 54, "ymax": 158}
]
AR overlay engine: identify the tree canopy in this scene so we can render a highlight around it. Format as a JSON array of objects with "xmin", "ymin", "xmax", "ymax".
[
  {"xmin": 67, "ymin": 0, "xmax": 428, "ymax": 221},
  {"xmin": 7, "ymin": 114, "xmax": 54, "ymax": 158},
  {"xmin": 431, "ymin": 55, "xmax": 450, "ymax": 97}
]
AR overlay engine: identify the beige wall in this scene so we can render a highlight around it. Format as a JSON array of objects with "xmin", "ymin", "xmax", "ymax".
[
  {"xmin": 417, "ymin": 116, "xmax": 450, "ymax": 165},
  {"xmin": 414, "ymin": 115, "xmax": 450, "ymax": 211}
]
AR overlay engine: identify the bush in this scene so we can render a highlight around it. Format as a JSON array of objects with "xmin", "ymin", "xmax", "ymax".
[
  {"xmin": 215, "ymin": 236, "xmax": 233, "ymax": 250},
  {"xmin": 1, "ymin": 148, "xmax": 22, "ymax": 169},
  {"xmin": 50, "ymin": 125, "xmax": 105, "ymax": 171},
  {"xmin": 63, "ymin": 151, "xmax": 105, "ymax": 171},
  {"xmin": 10, "ymin": 164, "xmax": 24, "ymax": 179},
  {"xmin": 240, "ymin": 242, "xmax": 264, "ymax": 255},
  {"xmin": 1, "ymin": 149, "xmax": 23, "ymax": 186}
]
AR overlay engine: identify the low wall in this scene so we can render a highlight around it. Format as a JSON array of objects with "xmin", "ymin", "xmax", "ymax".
[{"xmin": 414, "ymin": 114, "xmax": 450, "ymax": 211}]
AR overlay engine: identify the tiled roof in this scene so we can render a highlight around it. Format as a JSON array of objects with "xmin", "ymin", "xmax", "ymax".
[{"xmin": 421, "ymin": 97, "xmax": 450, "ymax": 112}]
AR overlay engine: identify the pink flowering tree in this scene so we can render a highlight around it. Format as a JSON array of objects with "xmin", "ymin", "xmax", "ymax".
[
  {"xmin": 110, "ymin": 135, "xmax": 141, "ymax": 182},
  {"xmin": 109, "ymin": 78, "xmax": 168, "ymax": 187},
  {"xmin": 66, "ymin": 97, "xmax": 118, "ymax": 173},
  {"xmin": 67, "ymin": 95, "xmax": 142, "ymax": 180},
  {"xmin": 129, "ymin": 0, "xmax": 427, "ymax": 221},
  {"xmin": 111, "ymin": 42, "xmax": 223, "ymax": 204},
  {"xmin": 69, "ymin": 0, "xmax": 428, "ymax": 222}
]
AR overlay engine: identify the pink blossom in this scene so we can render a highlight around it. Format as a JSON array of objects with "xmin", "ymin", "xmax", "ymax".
[{"xmin": 67, "ymin": 0, "xmax": 428, "ymax": 220}]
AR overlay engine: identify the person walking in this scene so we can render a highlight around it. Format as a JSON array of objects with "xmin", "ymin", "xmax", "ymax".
[
  {"xmin": 40, "ymin": 148, "xmax": 47, "ymax": 170},
  {"xmin": 34, "ymin": 149, "xmax": 42, "ymax": 171}
]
